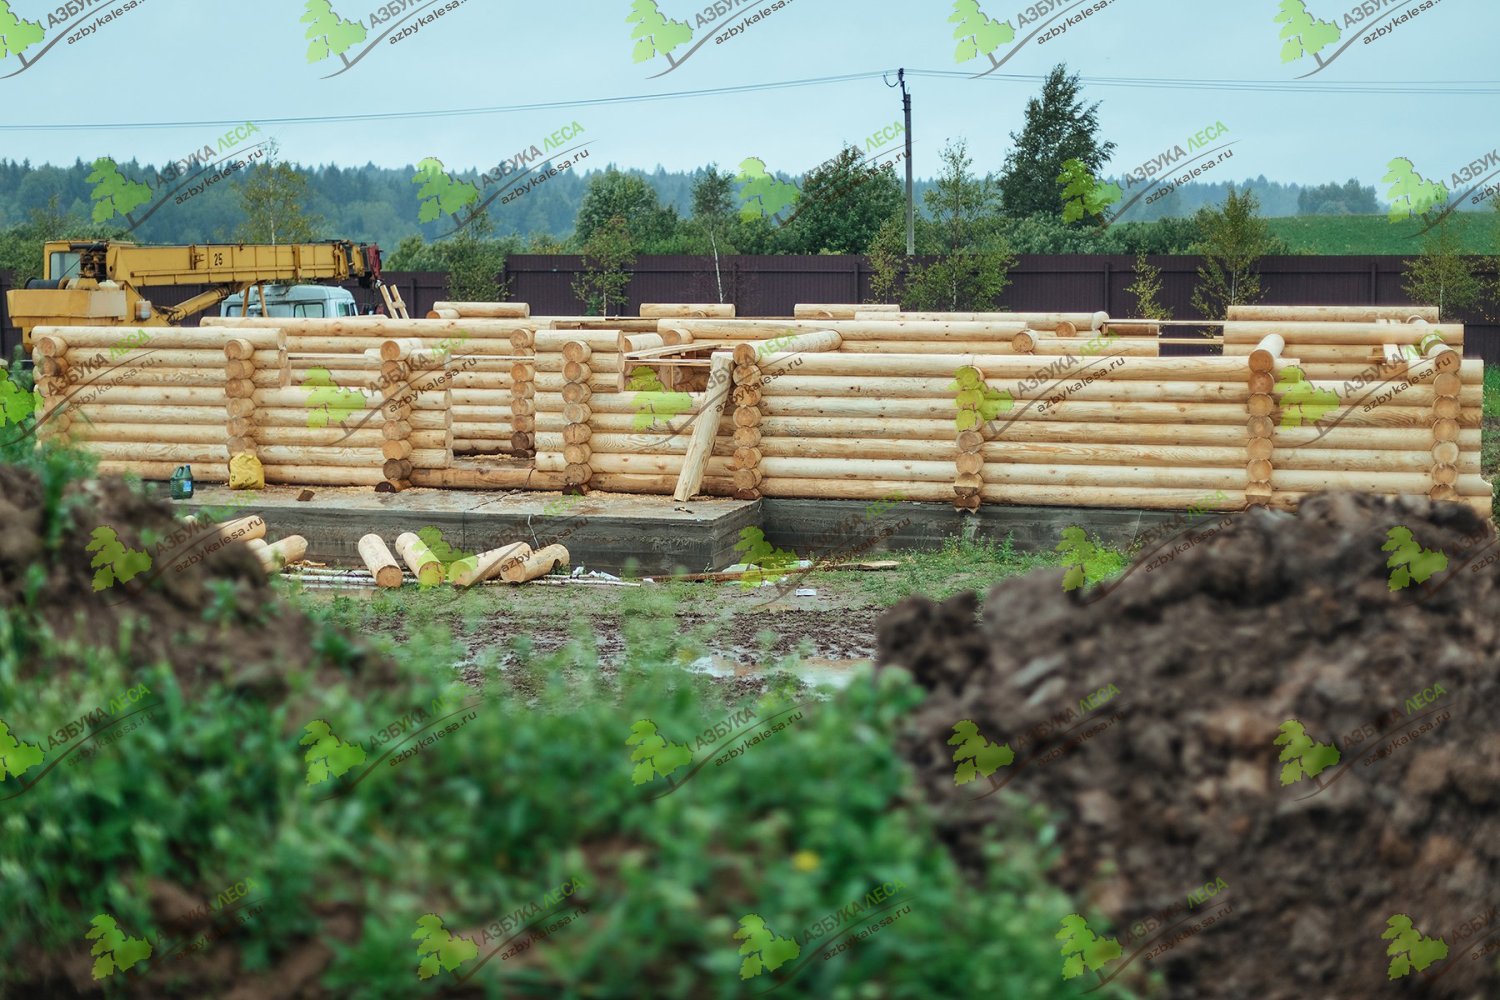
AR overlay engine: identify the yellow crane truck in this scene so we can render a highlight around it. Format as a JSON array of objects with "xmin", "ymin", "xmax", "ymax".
[{"xmin": 6, "ymin": 240, "xmax": 387, "ymax": 349}]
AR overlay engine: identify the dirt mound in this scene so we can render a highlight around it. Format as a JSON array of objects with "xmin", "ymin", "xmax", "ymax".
[
  {"xmin": 878, "ymin": 492, "xmax": 1500, "ymax": 999},
  {"xmin": 0, "ymin": 464, "xmax": 394, "ymax": 695}
]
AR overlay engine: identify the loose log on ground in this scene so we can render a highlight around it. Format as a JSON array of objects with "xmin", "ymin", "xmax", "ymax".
[
  {"xmin": 395, "ymin": 532, "xmax": 445, "ymax": 587},
  {"xmin": 499, "ymin": 543, "xmax": 566, "ymax": 583},
  {"xmin": 359, "ymin": 534, "xmax": 404, "ymax": 588}
]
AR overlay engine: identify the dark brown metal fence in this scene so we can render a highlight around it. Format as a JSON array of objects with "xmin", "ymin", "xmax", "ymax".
[
  {"xmin": 498, "ymin": 254, "xmax": 1499, "ymax": 363},
  {"xmin": 5, "ymin": 257, "xmax": 1496, "ymax": 365}
]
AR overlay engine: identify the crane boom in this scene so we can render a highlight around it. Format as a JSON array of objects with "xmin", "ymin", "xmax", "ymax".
[{"xmin": 6, "ymin": 240, "xmax": 383, "ymax": 348}]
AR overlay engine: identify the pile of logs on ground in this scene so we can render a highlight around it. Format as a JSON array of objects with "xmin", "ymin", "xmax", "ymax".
[{"xmin": 29, "ymin": 301, "xmax": 1491, "ymax": 518}]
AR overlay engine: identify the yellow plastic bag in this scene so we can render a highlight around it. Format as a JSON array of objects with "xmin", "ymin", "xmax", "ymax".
[{"xmin": 228, "ymin": 452, "xmax": 265, "ymax": 491}]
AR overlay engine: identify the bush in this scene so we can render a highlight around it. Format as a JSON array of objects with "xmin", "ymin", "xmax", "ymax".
[{"xmin": 1, "ymin": 587, "xmax": 1138, "ymax": 999}]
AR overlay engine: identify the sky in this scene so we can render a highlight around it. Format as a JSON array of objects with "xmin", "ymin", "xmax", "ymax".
[{"xmin": 0, "ymin": 0, "xmax": 1493, "ymax": 191}]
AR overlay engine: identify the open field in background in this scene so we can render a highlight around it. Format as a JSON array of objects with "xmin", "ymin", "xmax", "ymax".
[{"xmin": 1267, "ymin": 212, "xmax": 1496, "ymax": 255}]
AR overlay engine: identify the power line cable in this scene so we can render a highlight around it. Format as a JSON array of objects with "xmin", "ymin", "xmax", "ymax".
[{"xmin": 0, "ymin": 68, "xmax": 1496, "ymax": 132}]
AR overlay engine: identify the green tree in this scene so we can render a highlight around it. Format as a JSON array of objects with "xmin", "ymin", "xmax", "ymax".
[
  {"xmin": 733, "ymin": 914, "xmax": 801, "ymax": 980},
  {"xmin": 999, "ymin": 65, "xmax": 1116, "ymax": 218},
  {"xmin": 1190, "ymin": 186, "xmax": 1283, "ymax": 319},
  {"xmin": 0, "ymin": 198, "xmax": 117, "ymax": 286},
  {"xmin": 625, "ymin": 719, "xmax": 694, "ymax": 786},
  {"xmin": 235, "ymin": 149, "xmax": 322, "ymax": 244},
  {"xmin": 85, "ymin": 527, "xmax": 152, "ymax": 591},
  {"xmin": 527, "ymin": 232, "xmax": 567, "ymax": 253},
  {"xmin": 1382, "ymin": 526, "xmax": 1449, "ymax": 591},
  {"xmin": 0, "ymin": 720, "xmax": 45, "ymax": 781},
  {"xmin": 1402, "ymin": 218, "xmax": 1484, "ymax": 318},
  {"xmin": 1126, "ymin": 253, "xmax": 1171, "ymax": 320},
  {"xmin": 950, "ymin": 0, "xmax": 1014, "ymax": 67},
  {"xmin": 1273, "ymin": 720, "xmax": 1341, "ymax": 787},
  {"xmin": 300, "ymin": 720, "xmax": 368, "ymax": 785},
  {"xmin": 86, "ymin": 158, "xmax": 152, "ymax": 227},
  {"xmin": 627, "ymin": 0, "xmax": 694, "ymax": 66},
  {"xmin": 412, "ymin": 157, "xmax": 481, "ymax": 228},
  {"xmin": 1274, "ymin": 0, "xmax": 1341, "ymax": 64},
  {"xmin": 736, "ymin": 157, "xmax": 800, "ymax": 224},
  {"xmin": 733, "ymin": 527, "xmax": 799, "ymax": 588},
  {"xmin": 0, "ymin": 1, "xmax": 45, "ymax": 62},
  {"xmin": 781, "ymin": 144, "xmax": 903, "ymax": 254},
  {"xmin": 1274, "ymin": 365, "xmax": 1339, "ymax": 428},
  {"xmin": 947, "ymin": 720, "xmax": 1014, "ymax": 787},
  {"xmin": 1057, "ymin": 158, "xmax": 1122, "ymax": 225},
  {"xmin": 1297, "ymin": 179, "xmax": 1379, "ymax": 216},
  {"xmin": 865, "ymin": 214, "xmax": 908, "ymax": 304},
  {"xmin": 439, "ymin": 213, "xmax": 514, "ymax": 301},
  {"xmin": 1382, "ymin": 915, "xmax": 1449, "ymax": 979},
  {"xmin": 86, "ymin": 914, "xmax": 153, "ymax": 980},
  {"xmin": 1384, "ymin": 157, "xmax": 1449, "ymax": 223},
  {"xmin": 575, "ymin": 168, "xmax": 678, "ymax": 248},
  {"xmin": 387, "ymin": 219, "xmax": 517, "ymax": 302},
  {"xmin": 687, "ymin": 164, "xmax": 738, "ymax": 300},
  {"xmin": 302, "ymin": 0, "xmax": 368, "ymax": 66},
  {"xmin": 572, "ymin": 214, "xmax": 636, "ymax": 316},
  {"xmin": 1056, "ymin": 914, "xmax": 1121, "ymax": 983},
  {"xmin": 412, "ymin": 914, "xmax": 478, "ymax": 980},
  {"xmin": 904, "ymin": 140, "xmax": 1016, "ymax": 312}
]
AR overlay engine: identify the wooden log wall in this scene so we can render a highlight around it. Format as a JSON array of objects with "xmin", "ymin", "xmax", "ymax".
[
  {"xmin": 1222, "ymin": 319, "xmax": 1488, "ymax": 513},
  {"xmin": 532, "ymin": 330, "xmax": 737, "ymax": 496},
  {"xmin": 31, "ymin": 326, "xmax": 285, "ymax": 483},
  {"xmin": 206, "ymin": 315, "xmax": 524, "ymax": 457}
]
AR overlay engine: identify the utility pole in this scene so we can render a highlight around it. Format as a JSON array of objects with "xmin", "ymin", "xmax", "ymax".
[{"xmin": 899, "ymin": 68, "xmax": 914, "ymax": 256}]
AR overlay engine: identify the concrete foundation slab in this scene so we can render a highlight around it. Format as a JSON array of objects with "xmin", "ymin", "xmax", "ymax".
[
  {"xmin": 173, "ymin": 487, "xmax": 761, "ymax": 576},
  {"xmin": 166, "ymin": 486, "xmax": 1237, "ymax": 577}
]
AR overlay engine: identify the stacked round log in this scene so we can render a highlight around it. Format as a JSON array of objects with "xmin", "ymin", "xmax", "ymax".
[
  {"xmin": 952, "ymin": 365, "xmax": 985, "ymax": 511},
  {"xmin": 728, "ymin": 350, "xmax": 765, "ymax": 500},
  {"xmin": 206, "ymin": 315, "xmax": 528, "ymax": 457},
  {"xmin": 639, "ymin": 304, "xmax": 736, "ymax": 319},
  {"xmin": 1427, "ymin": 337, "xmax": 1464, "ymax": 501},
  {"xmin": 658, "ymin": 318, "xmax": 1158, "ymax": 358},
  {"xmin": 1244, "ymin": 335, "xmax": 1284, "ymax": 507},
  {"xmin": 746, "ymin": 346, "xmax": 1270, "ymax": 509},
  {"xmin": 234, "ymin": 376, "xmax": 387, "ymax": 487},
  {"xmin": 1227, "ymin": 305, "xmax": 1439, "ymax": 324},
  {"xmin": 537, "ymin": 317, "xmax": 661, "ymax": 333},
  {"xmin": 1223, "ymin": 318, "xmax": 1489, "ymax": 514},
  {"xmin": 31, "ymin": 326, "xmax": 284, "ymax": 483},
  {"xmin": 559, "ymin": 339, "xmax": 594, "ymax": 492},
  {"xmin": 366, "ymin": 339, "xmax": 459, "ymax": 490},
  {"xmin": 427, "ymin": 301, "xmax": 531, "ymax": 319},
  {"xmin": 855, "ymin": 311, "xmax": 1108, "ymax": 335},
  {"xmin": 795, "ymin": 304, "xmax": 901, "ymax": 320},
  {"xmin": 225, "ymin": 337, "xmax": 266, "ymax": 467},
  {"xmin": 510, "ymin": 327, "xmax": 536, "ymax": 455},
  {"xmin": 534, "ymin": 327, "xmax": 737, "ymax": 497}
]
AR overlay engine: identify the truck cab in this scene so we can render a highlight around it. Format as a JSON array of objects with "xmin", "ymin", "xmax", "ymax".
[{"xmin": 220, "ymin": 284, "xmax": 360, "ymax": 319}]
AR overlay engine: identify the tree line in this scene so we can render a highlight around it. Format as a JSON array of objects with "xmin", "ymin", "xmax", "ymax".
[{"xmin": 0, "ymin": 65, "xmax": 1492, "ymax": 318}]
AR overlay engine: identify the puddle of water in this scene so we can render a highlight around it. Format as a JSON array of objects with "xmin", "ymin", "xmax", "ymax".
[{"xmin": 684, "ymin": 655, "xmax": 869, "ymax": 690}]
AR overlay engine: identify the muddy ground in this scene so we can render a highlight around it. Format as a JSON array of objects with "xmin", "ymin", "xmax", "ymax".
[{"xmin": 878, "ymin": 492, "xmax": 1500, "ymax": 999}]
